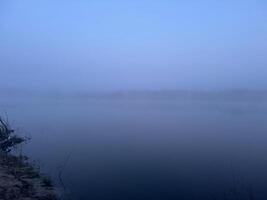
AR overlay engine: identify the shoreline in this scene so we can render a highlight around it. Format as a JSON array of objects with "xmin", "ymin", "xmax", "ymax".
[{"xmin": 0, "ymin": 152, "xmax": 59, "ymax": 200}]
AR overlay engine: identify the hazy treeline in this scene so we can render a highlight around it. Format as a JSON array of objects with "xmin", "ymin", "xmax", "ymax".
[{"xmin": 2, "ymin": 88, "xmax": 267, "ymax": 101}]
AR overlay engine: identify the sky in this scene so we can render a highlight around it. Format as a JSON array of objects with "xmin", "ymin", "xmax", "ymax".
[{"xmin": 0, "ymin": 0, "xmax": 267, "ymax": 92}]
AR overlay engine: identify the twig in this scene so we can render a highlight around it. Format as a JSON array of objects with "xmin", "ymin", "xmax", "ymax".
[{"xmin": 58, "ymin": 151, "xmax": 72, "ymax": 199}]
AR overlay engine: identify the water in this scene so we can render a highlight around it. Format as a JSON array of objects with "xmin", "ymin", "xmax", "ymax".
[{"xmin": 1, "ymin": 96, "xmax": 267, "ymax": 200}]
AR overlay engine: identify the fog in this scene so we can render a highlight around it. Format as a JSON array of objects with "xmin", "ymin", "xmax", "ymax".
[
  {"xmin": 1, "ymin": 0, "xmax": 267, "ymax": 92},
  {"xmin": 2, "ymin": 2, "xmax": 267, "ymax": 200}
]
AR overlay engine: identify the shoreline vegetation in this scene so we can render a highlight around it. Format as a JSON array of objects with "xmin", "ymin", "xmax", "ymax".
[{"xmin": 0, "ymin": 117, "xmax": 59, "ymax": 200}]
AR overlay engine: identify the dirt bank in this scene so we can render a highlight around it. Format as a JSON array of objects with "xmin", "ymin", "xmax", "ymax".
[{"xmin": 0, "ymin": 152, "xmax": 59, "ymax": 200}]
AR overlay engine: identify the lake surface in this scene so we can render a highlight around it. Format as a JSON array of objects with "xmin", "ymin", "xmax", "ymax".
[{"xmin": 1, "ymin": 96, "xmax": 267, "ymax": 200}]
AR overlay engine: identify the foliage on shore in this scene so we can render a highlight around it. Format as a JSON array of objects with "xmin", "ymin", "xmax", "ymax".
[
  {"xmin": 0, "ymin": 117, "xmax": 59, "ymax": 200},
  {"xmin": 0, "ymin": 117, "xmax": 25, "ymax": 152}
]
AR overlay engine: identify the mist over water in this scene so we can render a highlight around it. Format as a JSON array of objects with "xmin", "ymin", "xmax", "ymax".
[
  {"xmin": 1, "ymin": 0, "xmax": 267, "ymax": 199},
  {"xmin": 1, "ymin": 94, "xmax": 267, "ymax": 199}
]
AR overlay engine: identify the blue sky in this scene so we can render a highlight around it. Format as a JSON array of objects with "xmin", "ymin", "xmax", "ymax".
[{"xmin": 1, "ymin": 0, "xmax": 267, "ymax": 91}]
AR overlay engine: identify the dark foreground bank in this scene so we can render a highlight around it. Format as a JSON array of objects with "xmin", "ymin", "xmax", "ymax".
[
  {"xmin": 0, "ymin": 117, "xmax": 59, "ymax": 200},
  {"xmin": 0, "ymin": 152, "xmax": 59, "ymax": 200}
]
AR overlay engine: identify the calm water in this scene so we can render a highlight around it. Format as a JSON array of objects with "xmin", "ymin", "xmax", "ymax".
[{"xmin": 1, "ymin": 96, "xmax": 267, "ymax": 200}]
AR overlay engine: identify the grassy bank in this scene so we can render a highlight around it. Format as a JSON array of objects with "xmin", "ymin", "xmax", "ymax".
[
  {"xmin": 0, "ymin": 152, "xmax": 59, "ymax": 200},
  {"xmin": 0, "ymin": 117, "xmax": 59, "ymax": 200}
]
